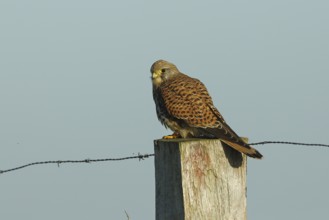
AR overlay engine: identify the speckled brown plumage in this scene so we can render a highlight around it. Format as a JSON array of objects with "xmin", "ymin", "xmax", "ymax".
[{"xmin": 151, "ymin": 60, "xmax": 262, "ymax": 159}]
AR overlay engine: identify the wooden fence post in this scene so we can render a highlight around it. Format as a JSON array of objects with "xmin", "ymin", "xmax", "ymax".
[{"xmin": 154, "ymin": 139, "xmax": 247, "ymax": 220}]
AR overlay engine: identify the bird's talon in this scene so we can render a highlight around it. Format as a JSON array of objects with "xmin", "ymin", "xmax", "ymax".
[{"xmin": 162, "ymin": 132, "xmax": 181, "ymax": 139}]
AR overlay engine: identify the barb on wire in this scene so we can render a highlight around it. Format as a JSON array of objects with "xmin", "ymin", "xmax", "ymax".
[
  {"xmin": 0, "ymin": 153, "xmax": 154, "ymax": 175},
  {"xmin": 1, "ymin": 140, "xmax": 329, "ymax": 175}
]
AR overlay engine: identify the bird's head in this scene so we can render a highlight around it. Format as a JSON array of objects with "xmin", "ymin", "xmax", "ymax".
[{"xmin": 150, "ymin": 60, "xmax": 180, "ymax": 87}]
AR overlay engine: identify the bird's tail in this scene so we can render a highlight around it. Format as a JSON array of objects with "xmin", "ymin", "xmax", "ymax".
[
  {"xmin": 221, "ymin": 139, "xmax": 263, "ymax": 159},
  {"xmin": 200, "ymin": 126, "xmax": 263, "ymax": 159}
]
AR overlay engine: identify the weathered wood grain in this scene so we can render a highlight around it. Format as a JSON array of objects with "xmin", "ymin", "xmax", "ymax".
[{"xmin": 155, "ymin": 139, "xmax": 247, "ymax": 220}]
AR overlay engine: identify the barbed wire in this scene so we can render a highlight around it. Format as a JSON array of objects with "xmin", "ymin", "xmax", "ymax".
[
  {"xmin": 1, "ymin": 140, "xmax": 328, "ymax": 175},
  {"xmin": 0, "ymin": 153, "xmax": 154, "ymax": 175},
  {"xmin": 249, "ymin": 141, "xmax": 329, "ymax": 147}
]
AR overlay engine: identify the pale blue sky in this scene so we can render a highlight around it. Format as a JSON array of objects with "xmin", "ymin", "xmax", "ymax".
[{"xmin": 1, "ymin": 1, "xmax": 329, "ymax": 219}]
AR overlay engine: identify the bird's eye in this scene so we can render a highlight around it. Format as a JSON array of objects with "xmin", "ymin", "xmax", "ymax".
[{"xmin": 161, "ymin": 69, "xmax": 166, "ymax": 73}]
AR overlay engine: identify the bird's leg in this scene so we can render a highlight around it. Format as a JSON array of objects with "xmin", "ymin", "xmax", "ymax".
[{"xmin": 162, "ymin": 131, "xmax": 181, "ymax": 139}]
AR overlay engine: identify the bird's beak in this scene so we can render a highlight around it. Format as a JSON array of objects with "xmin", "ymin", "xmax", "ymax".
[{"xmin": 152, "ymin": 70, "xmax": 162, "ymax": 79}]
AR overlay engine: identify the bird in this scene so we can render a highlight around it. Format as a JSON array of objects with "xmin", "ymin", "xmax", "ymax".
[{"xmin": 150, "ymin": 59, "xmax": 263, "ymax": 159}]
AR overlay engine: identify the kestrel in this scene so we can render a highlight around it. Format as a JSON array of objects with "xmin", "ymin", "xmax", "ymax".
[{"xmin": 151, "ymin": 60, "xmax": 262, "ymax": 159}]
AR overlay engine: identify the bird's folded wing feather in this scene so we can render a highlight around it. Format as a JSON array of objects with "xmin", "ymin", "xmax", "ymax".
[
  {"xmin": 160, "ymin": 74, "xmax": 244, "ymax": 142},
  {"xmin": 160, "ymin": 74, "xmax": 221, "ymax": 128}
]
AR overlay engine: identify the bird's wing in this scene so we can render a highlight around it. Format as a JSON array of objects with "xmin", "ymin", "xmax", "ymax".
[
  {"xmin": 160, "ymin": 74, "xmax": 263, "ymax": 159},
  {"xmin": 160, "ymin": 74, "xmax": 220, "ymax": 128}
]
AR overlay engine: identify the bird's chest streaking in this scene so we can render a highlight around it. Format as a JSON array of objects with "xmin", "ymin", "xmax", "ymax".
[
  {"xmin": 152, "ymin": 77, "xmax": 197, "ymax": 138},
  {"xmin": 153, "ymin": 85, "xmax": 180, "ymax": 130}
]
